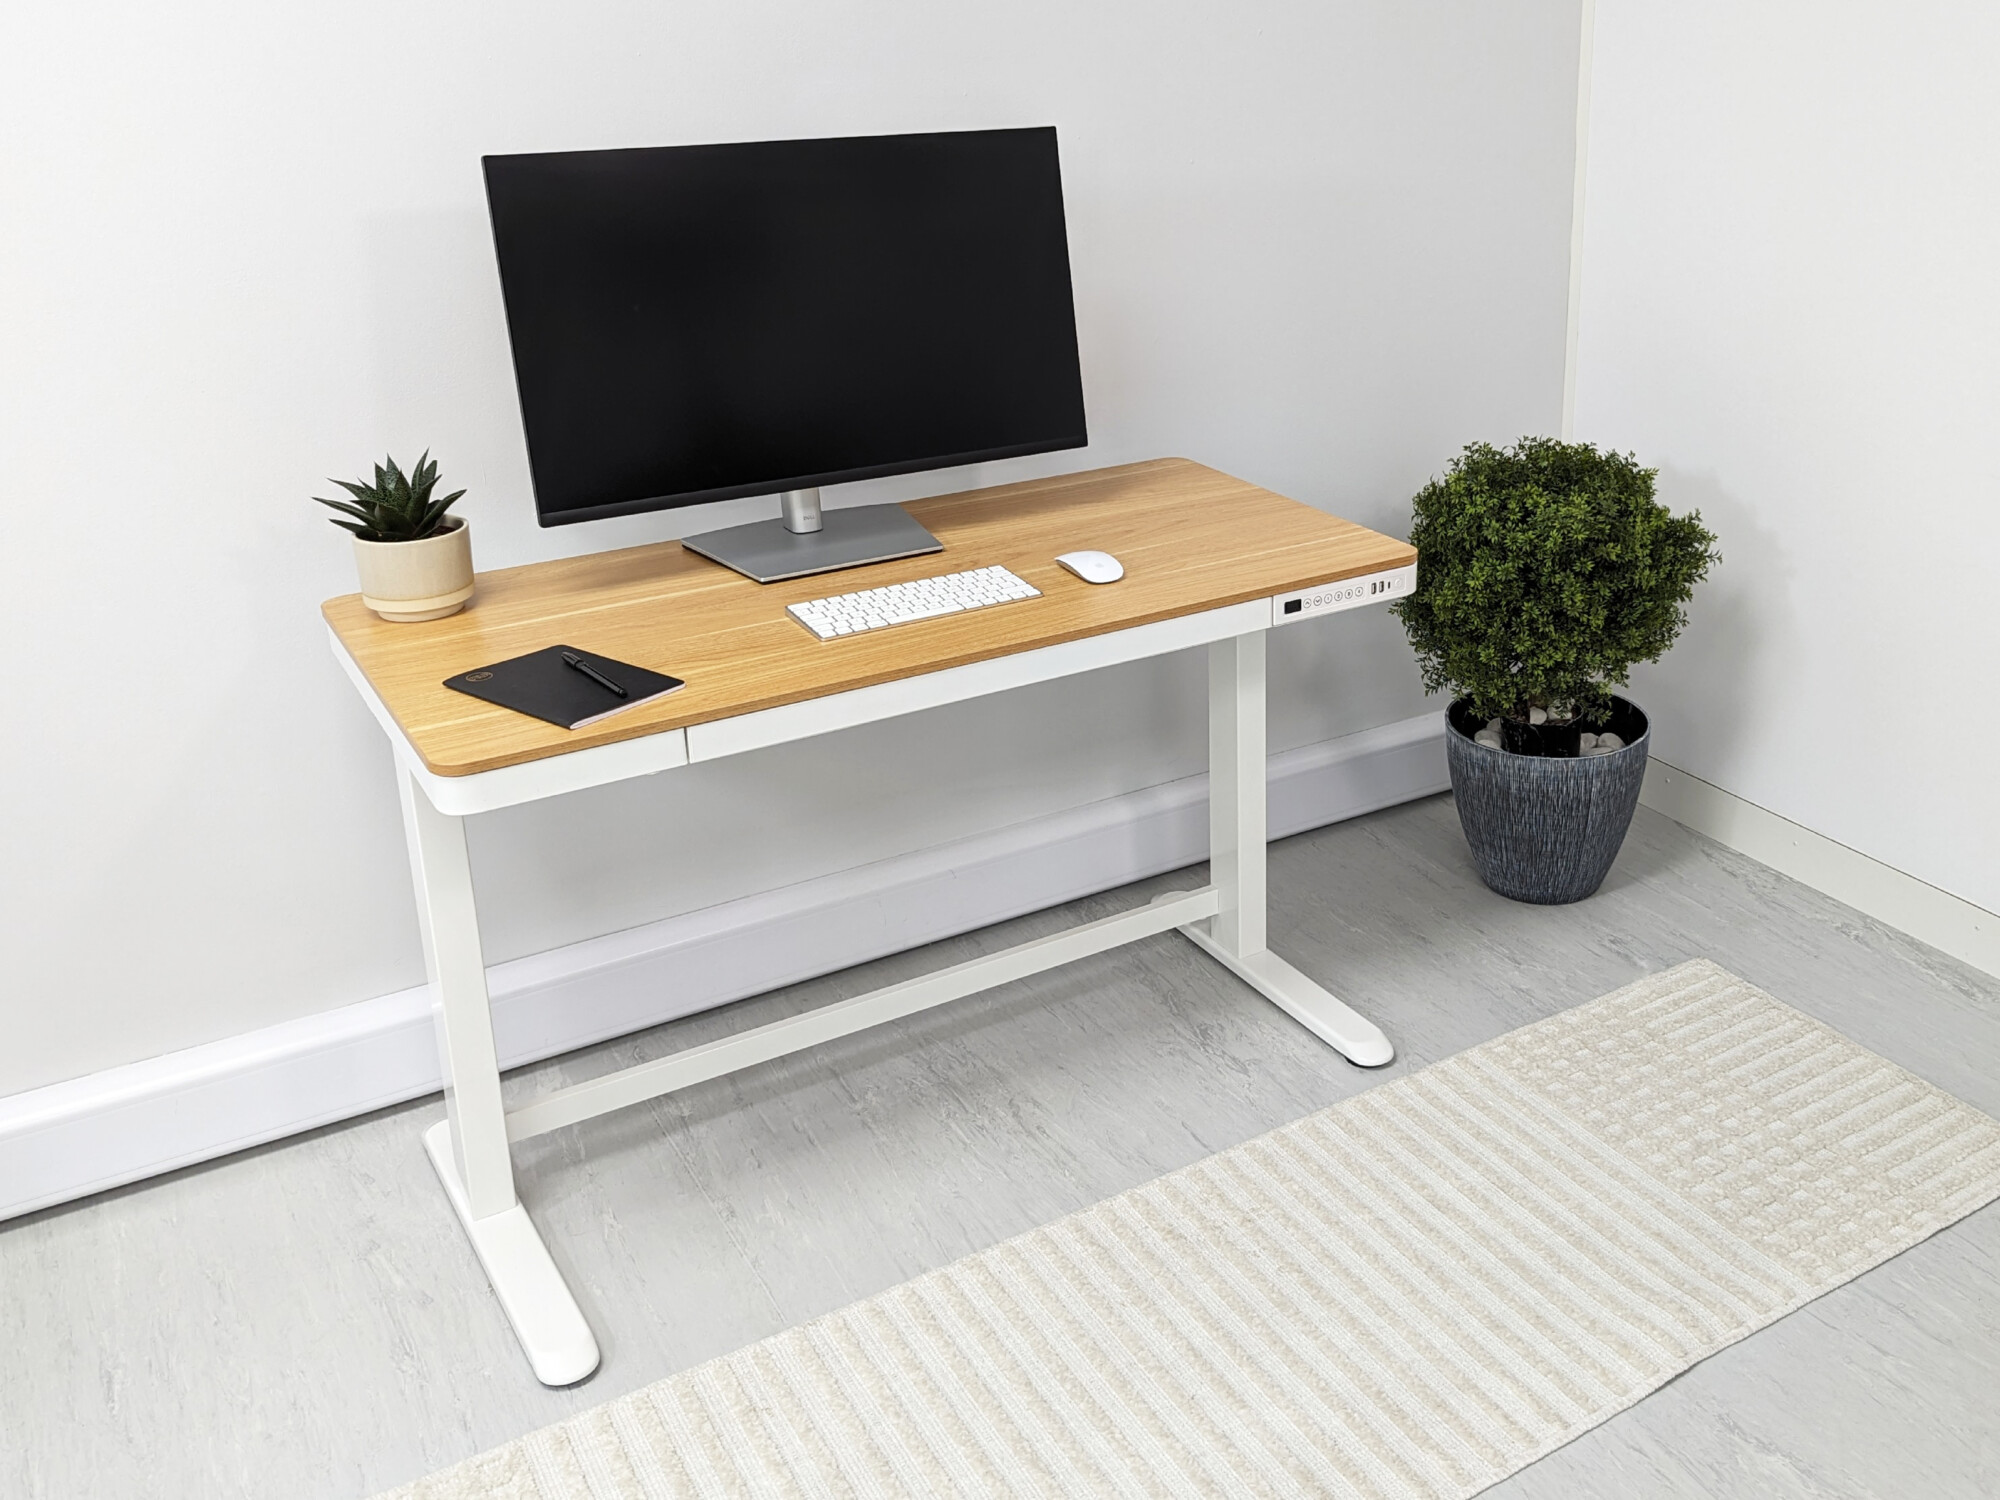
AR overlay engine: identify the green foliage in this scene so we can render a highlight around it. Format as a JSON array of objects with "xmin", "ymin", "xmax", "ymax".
[
  {"xmin": 313, "ymin": 452, "xmax": 465, "ymax": 542},
  {"xmin": 1392, "ymin": 437, "xmax": 1718, "ymax": 722}
]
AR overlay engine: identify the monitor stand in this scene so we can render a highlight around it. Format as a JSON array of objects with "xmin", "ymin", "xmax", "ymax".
[{"xmin": 682, "ymin": 488, "xmax": 944, "ymax": 584}]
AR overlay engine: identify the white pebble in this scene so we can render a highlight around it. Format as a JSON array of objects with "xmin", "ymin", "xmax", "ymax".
[
  {"xmin": 1578, "ymin": 732, "xmax": 1599, "ymax": 750},
  {"xmin": 1528, "ymin": 706, "xmax": 1548, "ymax": 725},
  {"xmin": 1485, "ymin": 718, "xmax": 1502, "ymax": 735},
  {"xmin": 1474, "ymin": 730, "xmax": 1503, "ymax": 749},
  {"xmin": 1597, "ymin": 732, "xmax": 1624, "ymax": 751}
]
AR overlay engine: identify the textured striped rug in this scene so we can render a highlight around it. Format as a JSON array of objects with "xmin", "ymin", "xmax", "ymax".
[{"xmin": 382, "ymin": 960, "xmax": 2000, "ymax": 1499}]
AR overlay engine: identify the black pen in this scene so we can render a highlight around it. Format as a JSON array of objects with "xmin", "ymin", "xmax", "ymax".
[{"xmin": 561, "ymin": 650, "xmax": 627, "ymax": 698}]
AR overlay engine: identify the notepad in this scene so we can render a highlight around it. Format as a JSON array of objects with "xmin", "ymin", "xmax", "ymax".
[{"xmin": 443, "ymin": 646, "xmax": 685, "ymax": 730}]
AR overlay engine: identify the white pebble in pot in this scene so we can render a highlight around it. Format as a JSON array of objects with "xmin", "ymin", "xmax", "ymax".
[
  {"xmin": 1597, "ymin": 732, "xmax": 1624, "ymax": 751},
  {"xmin": 1475, "ymin": 730, "xmax": 1503, "ymax": 749},
  {"xmin": 1578, "ymin": 732, "xmax": 1599, "ymax": 750},
  {"xmin": 1528, "ymin": 706, "xmax": 1548, "ymax": 725}
]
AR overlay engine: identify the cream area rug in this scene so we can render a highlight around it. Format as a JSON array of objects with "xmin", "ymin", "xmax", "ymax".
[{"xmin": 382, "ymin": 960, "xmax": 2000, "ymax": 1499}]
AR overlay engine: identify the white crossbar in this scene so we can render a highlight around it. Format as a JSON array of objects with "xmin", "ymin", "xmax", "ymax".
[{"xmin": 504, "ymin": 885, "xmax": 1223, "ymax": 1142}]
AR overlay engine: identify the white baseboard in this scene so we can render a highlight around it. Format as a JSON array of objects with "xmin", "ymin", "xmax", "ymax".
[
  {"xmin": 1641, "ymin": 759, "xmax": 2000, "ymax": 981},
  {"xmin": 0, "ymin": 714, "xmax": 1447, "ymax": 1223}
]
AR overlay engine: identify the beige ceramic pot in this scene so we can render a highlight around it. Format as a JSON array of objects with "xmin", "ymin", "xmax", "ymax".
[{"xmin": 353, "ymin": 519, "xmax": 474, "ymax": 622}]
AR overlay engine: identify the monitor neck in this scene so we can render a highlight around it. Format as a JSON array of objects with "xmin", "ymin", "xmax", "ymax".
[{"xmin": 779, "ymin": 488, "xmax": 823, "ymax": 535}]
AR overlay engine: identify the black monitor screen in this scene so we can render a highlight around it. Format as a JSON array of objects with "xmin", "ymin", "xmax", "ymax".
[{"xmin": 483, "ymin": 127, "xmax": 1088, "ymax": 526}]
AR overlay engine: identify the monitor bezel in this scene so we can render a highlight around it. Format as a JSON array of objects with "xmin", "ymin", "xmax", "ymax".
[{"xmin": 529, "ymin": 433, "xmax": 1086, "ymax": 529}]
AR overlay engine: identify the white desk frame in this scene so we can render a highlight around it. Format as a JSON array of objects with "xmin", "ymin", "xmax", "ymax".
[{"xmin": 332, "ymin": 574, "xmax": 1409, "ymax": 1385}]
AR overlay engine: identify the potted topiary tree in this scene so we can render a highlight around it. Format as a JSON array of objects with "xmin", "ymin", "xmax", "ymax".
[
  {"xmin": 1393, "ymin": 437, "xmax": 1718, "ymax": 903},
  {"xmin": 314, "ymin": 452, "xmax": 474, "ymax": 622}
]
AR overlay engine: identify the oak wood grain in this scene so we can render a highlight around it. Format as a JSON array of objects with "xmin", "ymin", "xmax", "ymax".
[{"xmin": 322, "ymin": 458, "xmax": 1416, "ymax": 777}]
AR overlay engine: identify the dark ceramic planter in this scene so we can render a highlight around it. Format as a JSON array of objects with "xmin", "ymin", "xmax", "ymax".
[{"xmin": 1444, "ymin": 695, "xmax": 1651, "ymax": 904}]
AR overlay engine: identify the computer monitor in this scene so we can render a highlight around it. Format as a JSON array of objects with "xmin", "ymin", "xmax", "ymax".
[{"xmin": 482, "ymin": 126, "xmax": 1088, "ymax": 582}]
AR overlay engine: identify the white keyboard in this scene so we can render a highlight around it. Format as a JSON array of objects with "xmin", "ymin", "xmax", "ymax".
[{"xmin": 787, "ymin": 565, "xmax": 1042, "ymax": 640}]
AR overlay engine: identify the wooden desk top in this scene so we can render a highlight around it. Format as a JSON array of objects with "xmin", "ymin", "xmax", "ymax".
[{"xmin": 324, "ymin": 458, "xmax": 1415, "ymax": 777}]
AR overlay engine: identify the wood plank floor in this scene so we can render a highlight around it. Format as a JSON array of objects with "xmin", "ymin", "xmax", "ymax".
[{"xmin": 5, "ymin": 795, "xmax": 1997, "ymax": 1498}]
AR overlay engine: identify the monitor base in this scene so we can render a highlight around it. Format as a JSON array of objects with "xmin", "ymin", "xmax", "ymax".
[{"xmin": 683, "ymin": 503, "xmax": 944, "ymax": 583}]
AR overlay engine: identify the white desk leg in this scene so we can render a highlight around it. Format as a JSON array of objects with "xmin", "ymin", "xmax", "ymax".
[
  {"xmin": 1180, "ymin": 631, "xmax": 1395, "ymax": 1068},
  {"xmin": 398, "ymin": 769, "xmax": 601, "ymax": 1386}
]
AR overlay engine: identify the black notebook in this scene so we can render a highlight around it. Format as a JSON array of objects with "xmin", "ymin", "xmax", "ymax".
[{"xmin": 443, "ymin": 646, "xmax": 685, "ymax": 730}]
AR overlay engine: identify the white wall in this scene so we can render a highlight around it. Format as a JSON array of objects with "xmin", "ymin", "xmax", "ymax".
[
  {"xmin": 0, "ymin": 0, "xmax": 1583, "ymax": 1097},
  {"xmin": 1574, "ymin": 2, "xmax": 2000, "ymax": 917}
]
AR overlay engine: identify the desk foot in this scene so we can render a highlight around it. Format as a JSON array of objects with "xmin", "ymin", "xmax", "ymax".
[
  {"xmin": 422, "ymin": 1120, "xmax": 602, "ymax": 1387},
  {"xmin": 1179, "ymin": 927, "xmax": 1395, "ymax": 1068}
]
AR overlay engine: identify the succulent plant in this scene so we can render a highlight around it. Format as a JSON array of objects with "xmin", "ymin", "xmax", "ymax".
[{"xmin": 314, "ymin": 452, "xmax": 466, "ymax": 542}]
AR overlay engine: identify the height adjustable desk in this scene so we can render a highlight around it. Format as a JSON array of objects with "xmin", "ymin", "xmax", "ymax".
[{"xmin": 325, "ymin": 458, "xmax": 1418, "ymax": 1385}]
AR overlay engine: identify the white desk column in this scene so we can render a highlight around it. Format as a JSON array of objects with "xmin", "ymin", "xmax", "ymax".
[
  {"xmin": 1207, "ymin": 629, "xmax": 1268, "ymax": 957},
  {"xmin": 398, "ymin": 768, "xmax": 601, "ymax": 1385},
  {"xmin": 1182, "ymin": 628, "xmax": 1395, "ymax": 1069},
  {"xmin": 398, "ymin": 770, "xmax": 515, "ymax": 1218}
]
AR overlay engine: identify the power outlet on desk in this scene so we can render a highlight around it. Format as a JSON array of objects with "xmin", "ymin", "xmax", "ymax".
[{"xmin": 1271, "ymin": 562, "xmax": 1417, "ymax": 626}]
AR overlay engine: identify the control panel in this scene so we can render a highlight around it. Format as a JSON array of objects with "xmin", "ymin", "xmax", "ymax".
[{"xmin": 1270, "ymin": 562, "xmax": 1417, "ymax": 626}]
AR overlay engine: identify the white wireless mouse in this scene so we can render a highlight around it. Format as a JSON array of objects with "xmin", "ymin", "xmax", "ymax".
[{"xmin": 1056, "ymin": 549, "xmax": 1125, "ymax": 584}]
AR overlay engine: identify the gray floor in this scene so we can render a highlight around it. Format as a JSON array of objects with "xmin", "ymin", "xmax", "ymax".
[{"xmin": 6, "ymin": 795, "xmax": 1998, "ymax": 1499}]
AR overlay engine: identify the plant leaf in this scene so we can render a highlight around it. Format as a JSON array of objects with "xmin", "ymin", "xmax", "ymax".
[
  {"xmin": 313, "ymin": 496, "xmax": 378, "ymax": 524},
  {"xmin": 412, "ymin": 452, "xmax": 440, "ymax": 508},
  {"xmin": 415, "ymin": 489, "xmax": 459, "ymax": 534},
  {"xmin": 330, "ymin": 477, "xmax": 380, "ymax": 506}
]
